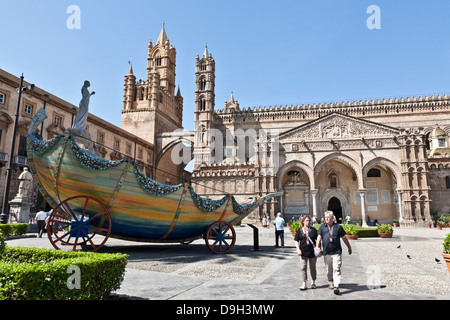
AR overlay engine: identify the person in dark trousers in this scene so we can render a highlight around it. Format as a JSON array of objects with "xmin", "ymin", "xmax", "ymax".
[
  {"xmin": 273, "ymin": 212, "xmax": 285, "ymax": 247},
  {"xmin": 316, "ymin": 210, "xmax": 352, "ymax": 295},
  {"xmin": 35, "ymin": 207, "xmax": 48, "ymax": 237},
  {"xmin": 294, "ymin": 215, "xmax": 318, "ymax": 290}
]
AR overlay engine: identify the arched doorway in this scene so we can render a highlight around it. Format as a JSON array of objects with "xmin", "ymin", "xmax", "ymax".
[{"xmin": 328, "ymin": 197, "xmax": 342, "ymax": 222}]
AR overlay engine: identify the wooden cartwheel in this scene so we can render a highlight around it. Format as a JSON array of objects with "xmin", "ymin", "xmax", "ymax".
[
  {"xmin": 47, "ymin": 195, "xmax": 112, "ymax": 252},
  {"xmin": 204, "ymin": 221, "xmax": 236, "ymax": 254}
]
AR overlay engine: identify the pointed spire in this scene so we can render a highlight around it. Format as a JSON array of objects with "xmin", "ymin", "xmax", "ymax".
[
  {"xmin": 230, "ymin": 91, "xmax": 235, "ymax": 103},
  {"xmin": 157, "ymin": 21, "xmax": 168, "ymax": 46},
  {"xmin": 127, "ymin": 62, "xmax": 134, "ymax": 75},
  {"xmin": 203, "ymin": 42, "xmax": 209, "ymax": 58}
]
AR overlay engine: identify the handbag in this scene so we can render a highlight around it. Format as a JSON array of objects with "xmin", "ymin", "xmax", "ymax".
[{"xmin": 308, "ymin": 234, "xmax": 322, "ymax": 258}]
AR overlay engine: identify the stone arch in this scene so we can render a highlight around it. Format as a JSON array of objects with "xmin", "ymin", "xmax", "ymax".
[
  {"xmin": 155, "ymin": 137, "xmax": 193, "ymax": 168},
  {"xmin": 278, "ymin": 160, "xmax": 313, "ymax": 221},
  {"xmin": 320, "ymin": 188, "xmax": 350, "ymax": 222},
  {"xmin": 277, "ymin": 160, "xmax": 314, "ymax": 190},
  {"xmin": 314, "ymin": 153, "xmax": 363, "ymax": 189},
  {"xmin": 362, "ymin": 157, "xmax": 403, "ymax": 189}
]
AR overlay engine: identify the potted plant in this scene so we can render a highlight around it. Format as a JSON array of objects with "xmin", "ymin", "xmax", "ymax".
[
  {"xmin": 377, "ymin": 224, "xmax": 393, "ymax": 238},
  {"xmin": 442, "ymin": 233, "xmax": 450, "ymax": 274},
  {"xmin": 289, "ymin": 220, "xmax": 302, "ymax": 237},
  {"xmin": 355, "ymin": 219, "xmax": 362, "ymax": 227},
  {"xmin": 343, "ymin": 224, "xmax": 358, "ymax": 240},
  {"xmin": 437, "ymin": 220, "xmax": 445, "ymax": 230},
  {"xmin": 392, "ymin": 219, "xmax": 399, "ymax": 228}
]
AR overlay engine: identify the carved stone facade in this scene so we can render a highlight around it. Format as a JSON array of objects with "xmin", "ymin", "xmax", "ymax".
[{"xmin": 190, "ymin": 46, "xmax": 450, "ymax": 226}]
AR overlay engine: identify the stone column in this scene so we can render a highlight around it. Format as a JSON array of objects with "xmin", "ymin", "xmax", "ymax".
[
  {"xmin": 396, "ymin": 190, "xmax": 404, "ymax": 223},
  {"xmin": 359, "ymin": 189, "xmax": 368, "ymax": 227},
  {"xmin": 311, "ymin": 189, "xmax": 318, "ymax": 220}
]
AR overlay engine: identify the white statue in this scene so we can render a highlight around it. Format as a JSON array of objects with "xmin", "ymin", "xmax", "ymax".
[
  {"xmin": 16, "ymin": 167, "xmax": 33, "ymax": 200},
  {"xmin": 9, "ymin": 167, "xmax": 34, "ymax": 223},
  {"xmin": 72, "ymin": 80, "xmax": 95, "ymax": 131}
]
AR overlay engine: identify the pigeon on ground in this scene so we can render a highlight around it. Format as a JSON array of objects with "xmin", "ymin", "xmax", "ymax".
[
  {"xmin": 407, "ymin": 255, "xmax": 411, "ymax": 259},
  {"xmin": 435, "ymin": 258, "xmax": 440, "ymax": 263}
]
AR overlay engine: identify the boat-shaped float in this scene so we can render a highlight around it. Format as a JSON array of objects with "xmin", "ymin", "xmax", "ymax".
[{"xmin": 26, "ymin": 109, "xmax": 279, "ymax": 253}]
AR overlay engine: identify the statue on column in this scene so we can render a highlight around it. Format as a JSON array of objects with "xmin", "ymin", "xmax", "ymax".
[
  {"xmin": 72, "ymin": 80, "xmax": 95, "ymax": 132},
  {"xmin": 70, "ymin": 81, "xmax": 96, "ymax": 153},
  {"xmin": 9, "ymin": 167, "xmax": 34, "ymax": 223},
  {"xmin": 17, "ymin": 167, "xmax": 33, "ymax": 200}
]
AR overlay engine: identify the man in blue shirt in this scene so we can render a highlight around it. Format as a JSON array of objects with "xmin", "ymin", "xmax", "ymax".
[
  {"xmin": 316, "ymin": 210, "xmax": 352, "ymax": 295},
  {"xmin": 273, "ymin": 212, "xmax": 285, "ymax": 248}
]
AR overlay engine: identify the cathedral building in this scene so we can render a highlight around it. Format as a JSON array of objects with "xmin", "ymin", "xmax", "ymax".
[
  {"xmin": 2, "ymin": 24, "xmax": 450, "ymax": 228},
  {"xmin": 118, "ymin": 25, "xmax": 450, "ymax": 227},
  {"xmin": 185, "ymin": 38, "xmax": 450, "ymax": 228}
]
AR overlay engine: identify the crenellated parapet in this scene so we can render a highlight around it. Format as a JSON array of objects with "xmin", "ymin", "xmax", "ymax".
[{"xmin": 215, "ymin": 94, "xmax": 450, "ymax": 124}]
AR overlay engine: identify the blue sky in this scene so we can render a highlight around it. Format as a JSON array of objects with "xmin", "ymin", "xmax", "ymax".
[{"xmin": 1, "ymin": 0, "xmax": 450, "ymax": 131}]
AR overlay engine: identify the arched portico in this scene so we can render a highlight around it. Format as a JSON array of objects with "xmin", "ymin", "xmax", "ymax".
[
  {"xmin": 314, "ymin": 153, "xmax": 364, "ymax": 189},
  {"xmin": 361, "ymin": 157, "xmax": 404, "ymax": 224},
  {"xmin": 277, "ymin": 161, "xmax": 313, "ymax": 222}
]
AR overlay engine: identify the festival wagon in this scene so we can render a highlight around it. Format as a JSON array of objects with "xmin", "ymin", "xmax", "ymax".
[{"xmin": 26, "ymin": 109, "xmax": 278, "ymax": 253}]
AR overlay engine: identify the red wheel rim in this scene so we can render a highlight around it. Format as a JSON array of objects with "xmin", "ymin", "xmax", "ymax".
[
  {"xmin": 47, "ymin": 195, "xmax": 111, "ymax": 252},
  {"xmin": 205, "ymin": 221, "xmax": 236, "ymax": 254}
]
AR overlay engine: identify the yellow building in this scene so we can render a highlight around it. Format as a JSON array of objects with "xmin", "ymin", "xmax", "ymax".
[{"xmin": 0, "ymin": 69, "xmax": 157, "ymax": 215}]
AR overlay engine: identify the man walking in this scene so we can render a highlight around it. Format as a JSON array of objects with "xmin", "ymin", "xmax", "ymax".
[
  {"xmin": 35, "ymin": 207, "xmax": 48, "ymax": 238},
  {"xmin": 273, "ymin": 212, "xmax": 285, "ymax": 248},
  {"xmin": 316, "ymin": 210, "xmax": 352, "ymax": 295}
]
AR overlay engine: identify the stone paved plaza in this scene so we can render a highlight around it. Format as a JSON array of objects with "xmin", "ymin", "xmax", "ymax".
[{"xmin": 6, "ymin": 225, "xmax": 450, "ymax": 300}]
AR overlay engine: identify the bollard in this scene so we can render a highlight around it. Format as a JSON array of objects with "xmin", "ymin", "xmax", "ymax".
[{"xmin": 247, "ymin": 224, "xmax": 262, "ymax": 251}]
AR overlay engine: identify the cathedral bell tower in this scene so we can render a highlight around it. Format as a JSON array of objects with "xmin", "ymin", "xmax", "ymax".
[
  {"xmin": 147, "ymin": 22, "xmax": 177, "ymax": 96},
  {"xmin": 121, "ymin": 23, "xmax": 183, "ymax": 145},
  {"xmin": 194, "ymin": 44, "xmax": 216, "ymax": 168}
]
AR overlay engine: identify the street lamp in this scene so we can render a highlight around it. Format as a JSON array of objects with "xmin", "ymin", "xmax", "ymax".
[
  {"xmin": 0, "ymin": 74, "xmax": 34, "ymax": 224},
  {"xmin": 39, "ymin": 94, "xmax": 49, "ymax": 138}
]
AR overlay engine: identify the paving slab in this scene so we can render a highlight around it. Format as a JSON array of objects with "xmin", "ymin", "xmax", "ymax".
[{"xmin": 5, "ymin": 225, "xmax": 450, "ymax": 301}]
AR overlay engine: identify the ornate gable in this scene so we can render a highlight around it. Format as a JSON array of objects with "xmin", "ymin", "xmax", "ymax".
[{"xmin": 280, "ymin": 112, "xmax": 400, "ymax": 142}]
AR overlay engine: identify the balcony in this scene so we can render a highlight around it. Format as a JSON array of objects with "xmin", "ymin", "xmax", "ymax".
[
  {"xmin": 0, "ymin": 152, "xmax": 7, "ymax": 166},
  {"xmin": 13, "ymin": 155, "xmax": 28, "ymax": 166}
]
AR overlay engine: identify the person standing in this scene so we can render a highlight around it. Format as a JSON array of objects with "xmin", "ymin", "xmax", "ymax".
[
  {"xmin": 273, "ymin": 212, "xmax": 285, "ymax": 248},
  {"xmin": 294, "ymin": 215, "xmax": 318, "ymax": 290},
  {"xmin": 35, "ymin": 207, "xmax": 48, "ymax": 238},
  {"xmin": 316, "ymin": 210, "xmax": 352, "ymax": 295}
]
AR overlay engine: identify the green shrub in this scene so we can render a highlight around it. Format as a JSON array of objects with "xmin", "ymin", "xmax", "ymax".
[
  {"xmin": 443, "ymin": 233, "xmax": 450, "ymax": 254},
  {"xmin": 289, "ymin": 220, "xmax": 302, "ymax": 233},
  {"xmin": 343, "ymin": 224, "xmax": 358, "ymax": 235},
  {"xmin": 356, "ymin": 227, "xmax": 379, "ymax": 238},
  {"xmin": 0, "ymin": 232, "xmax": 5, "ymax": 255},
  {"xmin": 377, "ymin": 224, "xmax": 393, "ymax": 234},
  {"xmin": 11, "ymin": 224, "xmax": 28, "ymax": 236},
  {"xmin": 0, "ymin": 246, "xmax": 128, "ymax": 300},
  {"xmin": 0, "ymin": 224, "xmax": 12, "ymax": 237},
  {"xmin": 0, "ymin": 224, "xmax": 28, "ymax": 237}
]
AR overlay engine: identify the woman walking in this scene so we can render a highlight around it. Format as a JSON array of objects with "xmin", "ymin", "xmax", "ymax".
[{"xmin": 294, "ymin": 215, "xmax": 318, "ymax": 290}]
